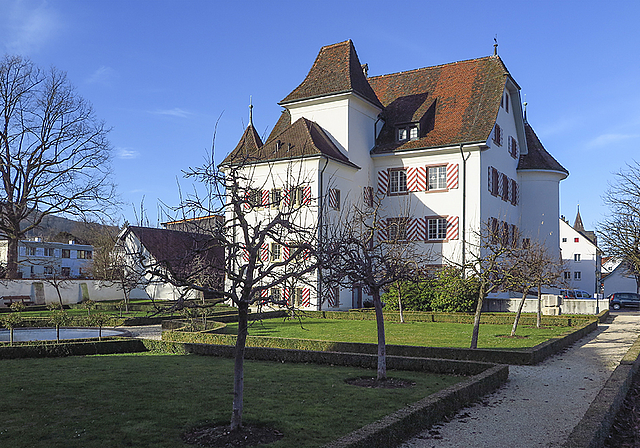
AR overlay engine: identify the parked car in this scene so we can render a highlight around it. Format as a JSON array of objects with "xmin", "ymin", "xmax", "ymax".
[
  {"xmin": 560, "ymin": 289, "xmax": 576, "ymax": 299},
  {"xmin": 561, "ymin": 289, "xmax": 593, "ymax": 299},
  {"xmin": 608, "ymin": 292, "xmax": 640, "ymax": 310}
]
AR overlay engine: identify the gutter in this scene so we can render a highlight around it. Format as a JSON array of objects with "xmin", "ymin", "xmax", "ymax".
[
  {"xmin": 317, "ymin": 156, "xmax": 330, "ymax": 311},
  {"xmin": 459, "ymin": 144, "xmax": 471, "ymax": 273}
]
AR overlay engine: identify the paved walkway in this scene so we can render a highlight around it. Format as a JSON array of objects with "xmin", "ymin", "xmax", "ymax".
[
  {"xmin": 120, "ymin": 324, "xmax": 162, "ymax": 340},
  {"xmin": 398, "ymin": 311, "xmax": 640, "ymax": 448}
]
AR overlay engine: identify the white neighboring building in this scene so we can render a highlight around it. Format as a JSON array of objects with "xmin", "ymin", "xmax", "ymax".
[
  {"xmin": 0, "ymin": 238, "xmax": 94, "ymax": 279},
  {"xmin": 601, "ymin": 258, "xmax": 638, "ymax": 296},
  {"xmin": 559, "ymin": 210, "xmax": 601, "ymax": 297},
  {"xmin": 223, "ymin": 40, "xmax": 568, "ymax": 310}
]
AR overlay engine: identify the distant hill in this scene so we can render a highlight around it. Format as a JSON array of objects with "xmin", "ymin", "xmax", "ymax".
[{"xmin": 22, "ymin": 215, "xmax": 119, "ymax": 246}]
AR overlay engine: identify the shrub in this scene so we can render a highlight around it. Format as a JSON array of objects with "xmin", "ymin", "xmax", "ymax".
[
  {"xmin": 382, "ymin": 279, "xmax": 435, "ymax": 312},
  {"xmin": 430, "ymin": 266, "xmax": 480, "ymax": 313},
  {"xmin": 382, "ymin": 267, "xmax": 480, "ymax": 313}
]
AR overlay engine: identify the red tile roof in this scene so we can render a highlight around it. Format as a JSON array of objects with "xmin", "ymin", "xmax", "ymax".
[
  {"xmin": 280, "ymin": 40, "xmax": 383, "ymax": 109},
  {"xmin": 369, "ymin": 56, "xmax": 509, "ymax": 153}
]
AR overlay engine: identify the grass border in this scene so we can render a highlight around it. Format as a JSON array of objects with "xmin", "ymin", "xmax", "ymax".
[{"xmin": 163, "ymin": 318, "xmax": 599, "ymax": 365}]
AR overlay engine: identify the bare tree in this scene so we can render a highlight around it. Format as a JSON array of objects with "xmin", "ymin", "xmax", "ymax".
[
  {"xmin": 461, "ymin": 220, "xmax": 520, "ymax": 349},
  {"xmin": 508, "ymin": 238, "xmax": 564, "ymax": 335},
  {"xmin": 322, "ymin": 194, "xmax": 426, "ymax": 380},
  {"xmin": 150, "ymin": 146, "xmax": 319, "ymax": 432},
  {"xmin": 0, "ymin": 55, "xmax": 115, "ymax": 278},
  {"xmin": 599, "ymin": 162, "xmax": 640, "ymax": 293}
]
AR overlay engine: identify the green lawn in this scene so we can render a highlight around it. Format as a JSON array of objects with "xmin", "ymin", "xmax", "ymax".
[
  {"xmin": 0, "ymin": 353, "xmax": 461, "ymax": 448},
  {"xmin": 223, "ymin": 317, "xmax": 572, "ymax": 349}
]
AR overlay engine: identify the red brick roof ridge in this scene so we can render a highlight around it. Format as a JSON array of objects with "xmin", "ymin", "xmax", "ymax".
[{"xmin": 368, "ymin": 55, "xmax": 508, "ymax": 83}]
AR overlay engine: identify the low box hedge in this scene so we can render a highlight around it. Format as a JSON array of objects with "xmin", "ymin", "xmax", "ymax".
[
  {"xmin": 0, "ymin": 339, "xmax": 147, "ymax": 359},
  {"xmin": 304, "ymin": 309, "xmax": 596, "ymax": 327}
]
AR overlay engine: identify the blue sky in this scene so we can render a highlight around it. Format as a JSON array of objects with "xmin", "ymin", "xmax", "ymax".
[{"xmin": 1, "ymin": 0, "xmax": 638, "ymax": 231}]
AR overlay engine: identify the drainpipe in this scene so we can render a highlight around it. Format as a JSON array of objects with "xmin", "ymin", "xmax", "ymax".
[
  {"xmin": 459, "ymin": 144, "xmax": 470, "ymax": 274},
  {"xmin": 317, "ymin": 156, "xmax": 329, "ymax": 311}
]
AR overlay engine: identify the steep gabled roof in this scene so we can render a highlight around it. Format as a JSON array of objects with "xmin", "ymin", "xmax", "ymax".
[
  {"xmin": 518, "ymin": 122, "xmax": 569, "ymax": 175},
  {"xmin": 222, "ymin": 117, "xmax": 358, "ymax": 168},
  {"xmin": 280, "ymin": 40, "xmax": 383, "ymax": 109},
  {"xmin": 369, "ymin": 56, "xmax": 509, "ymax": 153}
]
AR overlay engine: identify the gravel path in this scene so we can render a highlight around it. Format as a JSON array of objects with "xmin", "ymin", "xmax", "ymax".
[
  {"xmin": 120, "ymin": 324, "xmax": 162, "ymax": 340},
  {"xmin": 398, "ymin": 311, "xmax": 640, "ymax": 448}
]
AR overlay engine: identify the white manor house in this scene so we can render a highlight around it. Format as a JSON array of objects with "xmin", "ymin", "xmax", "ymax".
[{"xmin": 224, "ymin": 40, "xmax": 568, "ymax": 311}]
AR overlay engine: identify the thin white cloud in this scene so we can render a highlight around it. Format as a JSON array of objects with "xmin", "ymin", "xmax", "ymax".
[
  {"xmin": 116, "ymin": 147, "xmax": 140, "ymax": 159},
  {"xmin": 87, "ymin": 66, "xmax": 118, "ymax": 85},
  {"xmin": 149, "ymin": 108, "xmax": 193, "ymax": 118},
  {"xmin": 1, "ymin": 1, "xmax": 62, "ymax": 54},
  {"xmin": 586, "ymin": 133, "xmax": 639, "ymax": 148}
]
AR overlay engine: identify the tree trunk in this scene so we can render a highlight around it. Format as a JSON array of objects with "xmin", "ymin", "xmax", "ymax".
[
  {"xmin": 470, "ymin": 282, "xmax": 486, "ymax": 349},
  {"xmin": 230, "ymin": 301, "xmax": 249, "ymax": 431},
  {"xmin": 56, "ymin": 324, "xmax": 60, "ymax": 343},
  {"xmin": 537, "ymin": 285, "xmax": 542, "ymax": 328},
  {"xmin": 511, "ymin": 290, "xmax": 528, "ymax": 337},
  {"xmin": 9, "ymin": 327, "xmax": 14, "ymax": 345},
  {"xmin": 397, "ymin": 282, "xmax": 404, "ymax": 324},
  {"xmin": 372, "ymin": 289, "xmax": 387, "ymax": 381},
  {"xmin": 56, "ymin": 286, "xmax": 63, "ymax": 309},
  {"xmin": 6, "ymin": 237, "xmax": 20, "ymax": 279}
]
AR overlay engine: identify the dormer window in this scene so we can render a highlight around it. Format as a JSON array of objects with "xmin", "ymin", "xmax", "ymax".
[{"xmin": 396, "ymin": 124, "xmax": 420, "ymax": 142}]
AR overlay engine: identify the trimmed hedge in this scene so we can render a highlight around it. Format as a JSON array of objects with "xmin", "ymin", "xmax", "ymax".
[
  {"xmin": 302, "ymin": 309, "xmax": 596, "ymax": 327},
  {"xmin": 0, "ymin": 339, "xmax": 147, "ymax": 359}
]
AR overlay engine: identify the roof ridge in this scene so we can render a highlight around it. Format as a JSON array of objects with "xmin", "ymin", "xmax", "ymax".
[{"xmin": 369, "ymin": 55, "xmax": 500, "ymax": 81}]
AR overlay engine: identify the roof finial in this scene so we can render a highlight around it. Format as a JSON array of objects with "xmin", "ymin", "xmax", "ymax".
[
  {"xmin": 523, "ymin": 94, "xmax": 528, "ymax": 123},
  {"xmin": 249, "ymin": 96, "xmax": 254, "ymax": 126},
  {"xmin": 493, "ymin": 35, "xmax": 498, "ymax": 56}
]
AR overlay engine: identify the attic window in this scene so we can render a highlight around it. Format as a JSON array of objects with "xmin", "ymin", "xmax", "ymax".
[{"xmin": 397, "ymin": 124, "xmax": 419, "ymax": 142}]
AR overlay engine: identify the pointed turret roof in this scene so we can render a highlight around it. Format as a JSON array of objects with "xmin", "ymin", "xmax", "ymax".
[
  {"xmin": 232, "ymin": 123, "xmax": 263, "ymax": 155},
  {"xmin": 280, "ymin": 40, "xmax": 383, "ymax": 109},
  {"xmin": 573, "ymin": 207, "xmax": 585, "ymax": 232},
  {"xmin": 518, "ymin": 122, "xmax": 569, "ymax": 176}
]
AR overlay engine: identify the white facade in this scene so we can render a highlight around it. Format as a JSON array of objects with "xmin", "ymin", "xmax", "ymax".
[
  {"xmin": 0, "ymin": 239, "xmax": 94, "ymax": 279},
  {"xmin": 602, "ymin": 259, "xmax": 638, "ymax": 296},
  {"xmin": 559, "ymin": 219, "xmax": 601, "ymax": 297},
  {"xmin": 225, "ymin": 41, "xmax": 567, "ymax": 310}
]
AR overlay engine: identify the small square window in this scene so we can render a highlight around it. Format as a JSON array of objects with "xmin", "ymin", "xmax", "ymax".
[
  {"xmin": 428, "ymin": 218, "xmax": 447, "ymax": 240},
  {"xmin": 388, "ymin": 218, "xmax": 408, "ymax": 241},
  {"xmin": 574, "ymin": 271, "xmax": 581, "ymax": 280},
  {"xmin": 409, "ymin": 126, "xmax": 419, "ymax": 140},
  {"xmin": 270, "ymin": 242, "xmax": 281, "ymax": 262},
  {"xmin": 562, "ymin": 238, "xmax": 567, "ymax": 243},
  {"xmin": 574, "ymin": 237, "xmax": 579, "ymax": 243},
  {"xmin": 397, "ymin": 127, "xmax": 408, "ymax": 141},
  {"xmin": 270, "ymin": 189, "xmax": 282, "ymax": 209},
  {"xmin": 564, "ymin": 272, "xmax": 571, "ymax": 280},
  {"xmin": 574, "ymin": 254, "xmax": 581, "ymax": 262},
  {"xmin": 388, "ymin": 169, "xmax": 407, "ymax": 195},
  {"xmin": 428, "ymin": 166, "xmax": 447, "ymax": 190},
  {"xmin": 62, "ymin": 249, "xmax": 71, "ymax": 258},
  {"xmin": 493, "ymin": 124, "xmax": 503, "ymax": 146}
]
